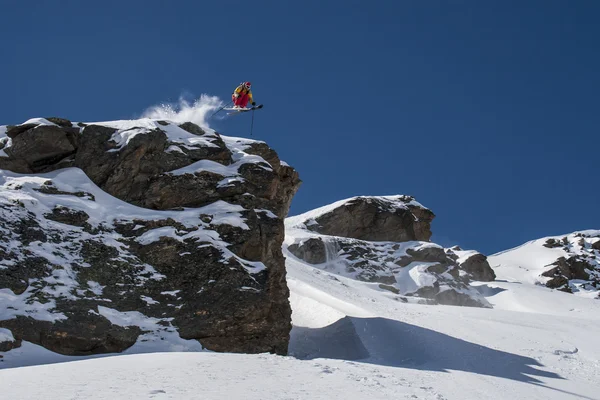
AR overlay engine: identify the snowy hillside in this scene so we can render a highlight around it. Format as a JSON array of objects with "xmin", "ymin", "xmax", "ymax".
[
  {"xmin": 285, "ymin": 196, "xmax": 495, "ymax": 307},
  {"xmin": 3, "ymin": 249, "xmax": 600, "ymax": 399},
  {"xmin": 489, "ymin": 231, "xmax": 600, "ymax": 298}
]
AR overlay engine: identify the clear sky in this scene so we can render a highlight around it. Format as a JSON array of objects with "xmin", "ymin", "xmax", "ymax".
[{"xmin": 2, "ymin": 1, "xmax": 598, "ymax": 254}]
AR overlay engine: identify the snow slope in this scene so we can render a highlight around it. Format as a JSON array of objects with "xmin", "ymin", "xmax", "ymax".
[
  {"xmin": 489, "ymin": 231, "xmax": 600, "ymax": 298},
  {"xmin": 3, "ymin": 246, "xmax": 600, "ymax": 399}
]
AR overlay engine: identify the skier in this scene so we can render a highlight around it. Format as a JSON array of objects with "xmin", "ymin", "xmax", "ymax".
[{"xmin": 232, "ymin": 81, "xmax": 256, "ymax": 109}]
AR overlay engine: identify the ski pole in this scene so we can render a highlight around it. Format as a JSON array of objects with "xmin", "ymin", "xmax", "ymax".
[
  {"xmin": 250, "ymin": 109, "xmax": 255, "ymax": 136},
  {"xmin": 210, "ymin": 100, "xmax": 233, "ymax": 118}
]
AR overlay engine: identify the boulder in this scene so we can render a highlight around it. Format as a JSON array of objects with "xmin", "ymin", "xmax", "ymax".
[
  {"xmin": 44, "ymin": 206, "xmax": 90, "ymax": 228},
  {"xmin": 457, "ymin": 253, "xmax": 496, "ymax": 282},
  {"xmin": 4, "ymin": 125, "xmax": 79, "ymax": 170},
  {"xmin": 288, "ymin": 238, "xmax": 327, "ymax": 264},
  {"xmin": 543, "ymin": 238, "xmax": 563, "ymax": 249},
  {"xmin": 406, "ymin": 245, "xmax": 449, "ymax": 264},
  {"xmin": 304, "ymin": 196, "xmax": 434, "ymax": 242},
  {"xmin": 542, "ymin": 256, "xmax": 591, "ymax": 290},
  {"xmin": 0, "ymin": 316, "xmax": 140, "ymax": 356},
  {"xmin": 45, "ymin": 117, "xmax": 73, "ymax": 127}
]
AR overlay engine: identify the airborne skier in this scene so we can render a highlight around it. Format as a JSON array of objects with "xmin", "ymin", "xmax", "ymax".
[{"xmin": 232, "ymin": 81, "xmax": 256, "ymax": 109}]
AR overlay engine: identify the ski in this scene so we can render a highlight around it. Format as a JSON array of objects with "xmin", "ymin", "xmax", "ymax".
[{"xmin": 224, "ymin": 104, "xmax": 263, "ymax": 114}]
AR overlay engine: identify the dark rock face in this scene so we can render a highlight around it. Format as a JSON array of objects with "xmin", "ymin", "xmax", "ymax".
[
  {"xmin": 0, "ymin": 316, "xmax": 140, "ymax": 356},
  {"xmin": 457, "ymin": 253, "xmax": 496, "ymax": 282},
  {"xmin": 4, "ymin": 125, "xmax": 79, "ymax": 171},
  {"xmin": 543, "ymin": 238, "xmax": 563, "ymax": 249},
  {"xmin": 74, "ymin": 125, "xmax": 232, "ymax": 208},
  {"xmin": 0, "ymin": 117, "xmax": 301, "ymax": 356},
  {"xmin": 305, "ymin": 196, "xmax": 435, "ymax": 242},
  {"xmin": 288, "ymin": 238, "xmax": 327, "ymax": 264},
  {"xmin": 406, "ymin": 246, "xmax": 448, "ymax": 264},
  {"xmin": 45, "ymin": 117, "xmax": 73, "ymax": 127},
  {"xmin": 44, "ymin": 206, "xmax": 91, "ymax": 228},
  {"xmin": 287, "ymin": 235, "xmax": 491, "ymax": 308},
  {"xmin": 593, "ymin": 240, "xmax": 600, "ymax": 251},
  {"xmin": 542, "ymin": 256, "xmax": 592, "ymax": 292}
]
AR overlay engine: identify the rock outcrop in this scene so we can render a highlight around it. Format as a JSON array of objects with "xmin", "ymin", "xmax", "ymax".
[
  {"xmin": 490, "ymin": 231, "xmax": 600, "ymax": 297},
  {"xmin": 286, "ymin": 197, "xmax": 492, "ymax": 307},
  {"xmin": 0, "ymin": 117, "xmax": 300, "ymax": 356},
  {"xmin": 541, "ymin": 256, "xmax": 591, "ymax": 290},
  {"xmin": 302, "ymin": 196, "xmax": 435, "ymax": 242},
  {"xmin": 544, "ymin": 233, "xmax": 600, "ymax": 295},
  {"xmin": 451, "ymin": 251, "xmax": 496, "ymax": 282}
]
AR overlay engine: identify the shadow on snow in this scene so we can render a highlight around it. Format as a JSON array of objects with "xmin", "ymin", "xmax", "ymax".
[{"xmin": 289, "ymin": 316, "xmax": 562, "ymax": 384}]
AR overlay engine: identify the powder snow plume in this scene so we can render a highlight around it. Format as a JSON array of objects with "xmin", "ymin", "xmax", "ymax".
[{"xmin": 141, "ymin": 94, "xmax": 223, "ymax": 129}]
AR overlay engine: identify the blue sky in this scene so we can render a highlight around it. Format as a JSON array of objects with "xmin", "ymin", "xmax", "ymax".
[{"xmin": 1, "ymin": 1, "xmax": 598, "ymax": 254}]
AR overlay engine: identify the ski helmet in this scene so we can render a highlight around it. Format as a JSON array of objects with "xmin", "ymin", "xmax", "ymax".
[{"xmin": 244, "ymin": 81, "xmax": 252, "ymax": 88}]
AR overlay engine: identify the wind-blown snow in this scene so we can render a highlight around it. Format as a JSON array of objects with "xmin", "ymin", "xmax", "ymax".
[{"xmin": 141, "ymin": 94, "xmax": 222, "ymax": 129}]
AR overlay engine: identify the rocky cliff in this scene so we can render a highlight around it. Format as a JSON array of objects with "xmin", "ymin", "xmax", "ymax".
[
  {"xmin": 285, "ymin": 196, "xmax": 495, "ymax": 307},
  {"xmin": 489, "ymin": 231, "xmax": 600, "ymax": 297},
  {"xmin": 0, "ymin": 117, "xmax": 300, "ymax": 356}
]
